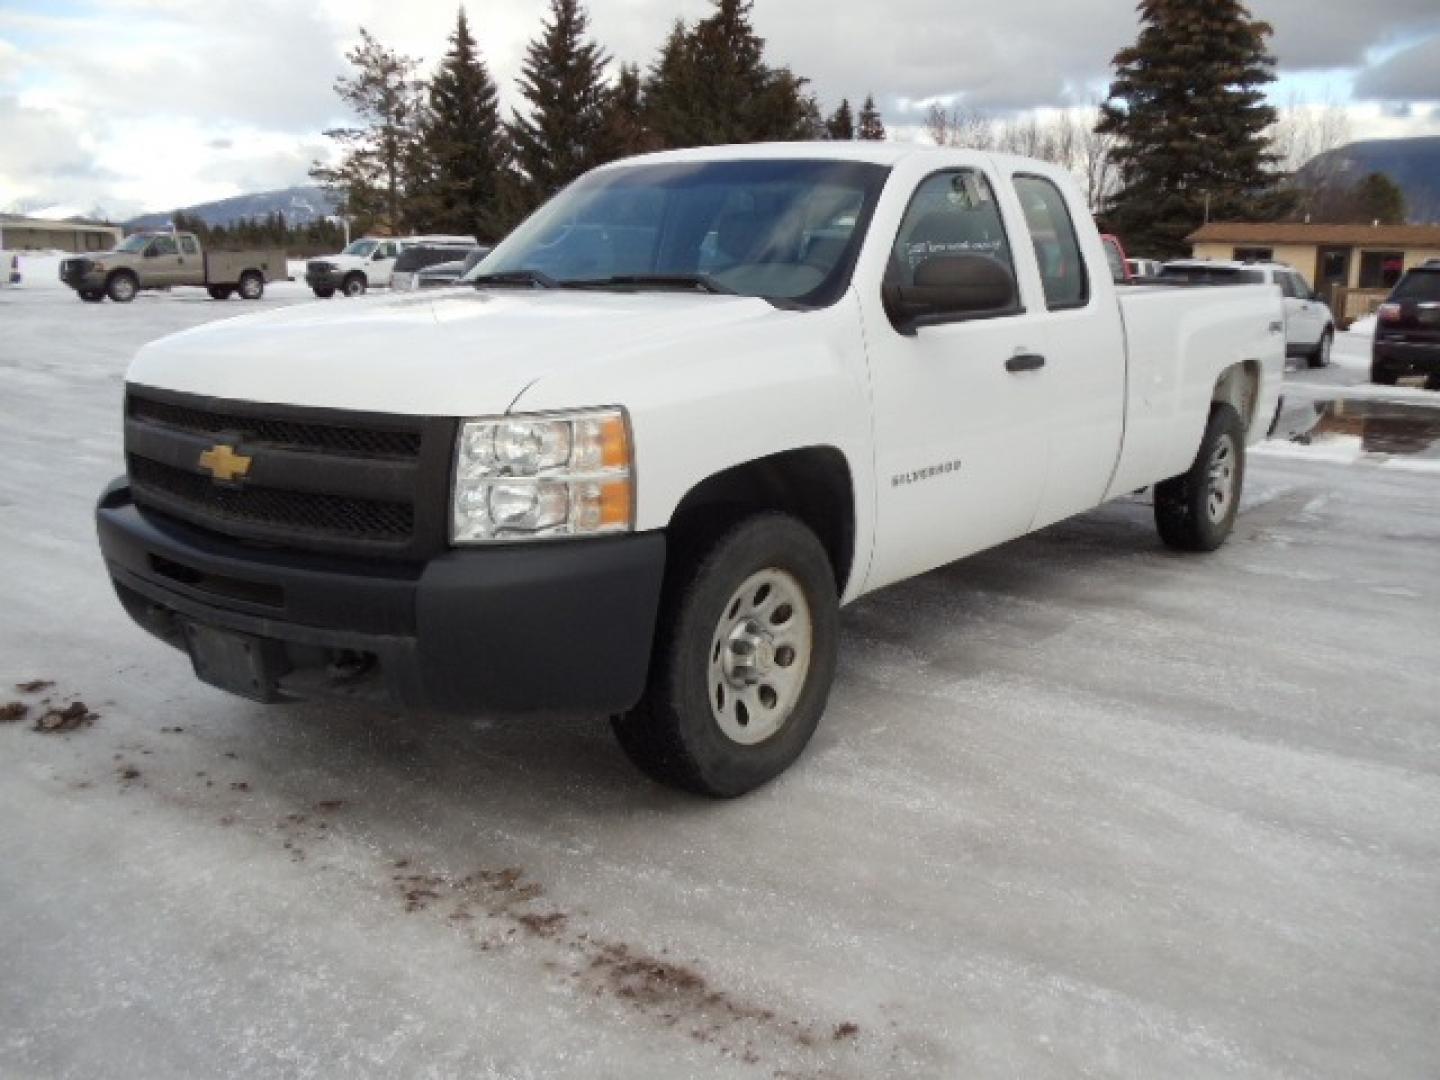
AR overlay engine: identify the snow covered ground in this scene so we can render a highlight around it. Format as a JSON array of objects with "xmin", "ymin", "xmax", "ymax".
[{"xmin": 1, "ymin": 290, "xmax": 1438, "ymax": 1078}]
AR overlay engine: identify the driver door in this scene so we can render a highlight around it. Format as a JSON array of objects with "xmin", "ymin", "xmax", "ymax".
[
  {"xmin": 371, "ymin": 241, "xmax": 399, "ymax": 286},
  {"xmin": 145, "ymin": 235, "xmax": 184, "ymax": 286},
  {"xmin": 863, "ymin": 167, "xmax": 1051, "ymax": 591}
]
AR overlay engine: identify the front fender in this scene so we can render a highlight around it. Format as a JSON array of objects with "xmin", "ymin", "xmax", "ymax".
[{"xmin": 509, "ymin": 294, "xmax": 878, "ymax": 602}]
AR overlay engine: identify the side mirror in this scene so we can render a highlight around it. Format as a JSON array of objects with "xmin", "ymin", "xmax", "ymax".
[
  {"xmin": 882, "ymin": 254, "xmax": 1018, "ymax": 333},
  {"xmin": 371, "ymin": 250, "xmax": 387, "ymax": 261}
]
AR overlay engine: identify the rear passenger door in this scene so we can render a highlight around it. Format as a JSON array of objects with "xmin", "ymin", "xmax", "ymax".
[
  {"xmin": 176, "ymin": 234, "xmax": 204, "ymax": 285},
  {"xmin": 1006, "ymin": 171, "xmax": 1126, "ymax": 529}
]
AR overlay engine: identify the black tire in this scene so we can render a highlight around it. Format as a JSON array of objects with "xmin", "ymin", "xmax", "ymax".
[
  {"xmin": 1306, "ymin": 328, "xmax": 1333, "ymax": 369},
  {"xmin": 341, "ymin": 273, "xmax": 366, "ymax": 297},
  {"xmin": 105, "ymin": 272, "xmax": 138, "ymax": 303},
  {"xmin": 237, "ymin": 271, "xmax": 264, "ymax": 300},
  {"xmin": 1154, "ymin": 403, "xmax": 1246, "ymax": 553},
  {"xmin": 1371, "ymin": 365, "xmax": 1397, "ymax": 386},
  {"xmin": 612, "ymin": 513, "xmax": 839, "ymax": 797},
  {"xmin": 1425, "ymin": 373, "xmax": 1440, "ymax": 392},
  {"xmin": 206, "ymin": 285, "xmax": 234, "ymax": 301},
  {"xmin": 78, "ymin": 289, "xmax": 104, "ymax": 303},
  {"xmin": 312, "ymin": 286, "xmax": 336, "ymax": 299}
]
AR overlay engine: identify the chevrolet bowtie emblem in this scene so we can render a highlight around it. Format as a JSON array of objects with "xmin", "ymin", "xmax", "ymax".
[{"xmin": 197, "ymin": 443, "xmax": 252, "ymax": 483}]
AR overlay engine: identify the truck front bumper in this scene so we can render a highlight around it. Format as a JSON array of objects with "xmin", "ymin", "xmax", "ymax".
[
  {"xmin": 96, "ymin": 479, "xmax": 666, "ymax": 714},
  {"xmin": 305, "ymin": 268, "xmax": 344, "ymax": 292}
]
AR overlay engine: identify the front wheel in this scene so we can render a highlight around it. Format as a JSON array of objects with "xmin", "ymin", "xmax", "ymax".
[
  {"xmin": 612, "ymin": 513, "xmax": 839, "ymax": 797},
  {"xmin": 1307, "ymin": 329, "xmax": 1333, "ymax": 369},
  {"xmin": 312, "ymin": 286, "xmax": 335, "ymax": 299},
  {"xmin": 78, "ymin": 289, "xmax": 104, "ymax": 303},
  {"xmin": 341, "ymin": 273, "xmax": 366, "ymax": 297},
  {"xmin": 237, "ymin": 271, "xmax": 264, "ymax": 300},
  {"xmin": 105, "ymin": 272, "xmax": 138, "ymax": 303},
  {"xmin": 1154, "ymin": 403, "xmax": 1246, "ymax": 553},
  {"xmin": 206, "ymin": 285, "xmax": 234, "ymax": 301}
]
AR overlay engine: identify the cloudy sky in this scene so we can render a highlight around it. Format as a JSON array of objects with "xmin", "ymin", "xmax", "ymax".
[{"xmin": 2, "ymin": 0, "xmax": 1438, "ymax": 218}]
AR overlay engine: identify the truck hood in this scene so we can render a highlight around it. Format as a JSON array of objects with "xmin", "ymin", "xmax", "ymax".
[{"xmin": 127, "ymin": 288, "xmax": 785, "ymax": 415}]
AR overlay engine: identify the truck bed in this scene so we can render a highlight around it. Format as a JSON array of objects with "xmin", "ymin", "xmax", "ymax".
[
  {"xmin": 1109, "ymin": 283, "xmax": 1284, "ymax": 497},
  {"xmin": 204, "ymin": 248, "xmax": 288, "ymax": 285}
]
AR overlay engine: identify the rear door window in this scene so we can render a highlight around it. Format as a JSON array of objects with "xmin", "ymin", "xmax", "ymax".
[
  {"xmin": 179, "ymin": 236, "xmax": 199, "ymax": 256},
  {"xmin": 1013, "ymin": 175, "xmax": 1088, "ymax": 309},
  {"xmin": 1391, "ymin": 270, "xmax": 1440, "ymax": 303}
]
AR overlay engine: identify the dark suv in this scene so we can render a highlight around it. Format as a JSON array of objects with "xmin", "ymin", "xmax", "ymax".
[{"xmin": 1373, "ymin": 263, "xmax": 1440, "ymax": 388}]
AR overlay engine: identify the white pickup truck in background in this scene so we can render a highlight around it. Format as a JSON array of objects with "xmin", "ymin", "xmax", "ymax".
[
  {"xmin": 304, "ymin": 234, "xmax": 477, "ymax": 297},
  {"xmin": 98, "ymin": 144, "xmax": 1283, "ymax": 796}
]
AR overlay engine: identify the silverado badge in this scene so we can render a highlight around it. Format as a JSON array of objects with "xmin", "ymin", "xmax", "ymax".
[{"xmin": 197, "ymin": 443, "xmax": 252, "ymax": 483}]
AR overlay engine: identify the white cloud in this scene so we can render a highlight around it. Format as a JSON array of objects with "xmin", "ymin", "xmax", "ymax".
[{"xmin": 1, "ymin": 0, "xmax": 1438, "ymax": 217}]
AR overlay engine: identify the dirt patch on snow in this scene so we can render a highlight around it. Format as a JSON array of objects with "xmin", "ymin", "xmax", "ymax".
[
  {"xmin": 34, "ymin": 701, "xmax": 97, "ymax": 733},
  {"xmin": 1, "ymin": 702, "xmax": 28, "ymax": 723},
  {"xmin": 15, "ymin": 679, "xmax": 54, "ymax": 693}
]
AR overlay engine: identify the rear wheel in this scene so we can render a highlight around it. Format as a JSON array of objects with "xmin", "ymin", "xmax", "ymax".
[
  {"xmin": 206, "ymin": 285, "xmax": 234, "ymax": 301},
  {"xmin": 342, "ymin": 272, "xmax": 366, "ymax": 297},
  {"xmin": 78, "ymin": 289, "xmax": 104, "ymax": 303},
  {"xmin": 612, "ymin": 513, "xmax": 839, "ymax": 797},
  {"xmin": 105, "ymin": 272, "xmax": 137, "ymax": 303},
  {"xmin": 1307, "ymin": 328, "xmax": 1333, "ymax": 369},
  {"xmin": 1154, "ymin": 403, "xmax": 1246, "ymax": 553},
  {"xmin": 237, "ymin": 271, "xmax": 264, "ymax": 300}
]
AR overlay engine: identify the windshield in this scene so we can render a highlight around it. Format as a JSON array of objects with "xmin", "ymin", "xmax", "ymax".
[
  {"xmin": 1159, "ymin": 265, "xmax": 1265, "ymax": 285},
  {"xmin": 342, "ymin": 240, "xmax": 379, "ymax": 258},
  {"xmin": 114, "ymin": 234, "xmax": 153, "ymax": 254},
  {"xmin": 467, "ymin": 159, "xmax": 890, "ymax": 307},
  {"xmin": 1391, "ymin": 270, "xmax": 1440, "ymax": 303}
]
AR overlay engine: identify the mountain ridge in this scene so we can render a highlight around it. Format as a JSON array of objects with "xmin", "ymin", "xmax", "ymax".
[{"xmin": 123, "ymin": 185, "xmax": 338, "ymax": 230}]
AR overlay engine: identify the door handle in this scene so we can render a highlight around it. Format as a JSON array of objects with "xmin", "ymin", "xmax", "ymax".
[{"xmin": 1006, "ymin": 353, "xmax": 1046, "ymax": 373}]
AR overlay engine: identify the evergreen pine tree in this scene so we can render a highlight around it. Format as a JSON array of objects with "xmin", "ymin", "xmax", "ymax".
[
  {"xmin": 644, "ymin": 0, "xmax": 818, "ymax": 148},
  {"xmin": 1097, "ymin": 0, "xmax": 1291, "ymax": 256},
  {"xmin": 1350, "ymin": 172, "xmax": 1406, "ymax": 225},
  {"xmin": 598, "ymin": 63, "xmax": 660, "ymax": 161},
  {"xmin": 508, "ymin": 0, "xmax": 612, "ymax": 211},
  {"xmin": 414, "ymin": 7, "xmax": 506, "ymax": 240},
  {"xmin": 856, "ymin": 95, "xmax": 886, "ymax": 141},
  {"xmin": 826, "ymin": 99, "xmax": 855, "ymax": 141},
  {"xmin": 310, "ymin": 28, "xmax": 422, "ymax": 234}
]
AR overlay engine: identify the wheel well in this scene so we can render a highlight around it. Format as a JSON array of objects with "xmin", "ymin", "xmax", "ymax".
[
  {"xmin": 667, "ymin": 447, "xmax": 856, "ymax": 594},
  {"xmin": 1212, "ymin": 361, "xmax": 1261, "ymax": 436},
  {"xmin": 344, "ymin": 270, "xmax": 365, "ymax": 284}
]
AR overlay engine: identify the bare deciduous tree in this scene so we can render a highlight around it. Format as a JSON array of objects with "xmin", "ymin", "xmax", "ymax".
[{"xmin": 925, "ymin": 100, "xmax": 1117, "ymax": 212}]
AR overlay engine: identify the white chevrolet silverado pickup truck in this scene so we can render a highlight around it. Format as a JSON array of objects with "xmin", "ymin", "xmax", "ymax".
[{"xmin": 97, "ymin": 144, "xmax": 1284, "ymax": 796}]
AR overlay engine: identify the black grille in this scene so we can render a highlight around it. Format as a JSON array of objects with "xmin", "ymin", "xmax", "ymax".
[
  {"xmin": 129, "ymin": 395, "xmax": 421, "ymax": 459},
  {"xmin": 123, "ymin": 387, "xmax": 454, "ymax": 560},
  {"xmin": 129, "ymin": 457, "xmax": 414, "ymax": 542}
]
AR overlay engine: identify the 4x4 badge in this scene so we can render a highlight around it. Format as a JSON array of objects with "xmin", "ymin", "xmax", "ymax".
[{"xmin": 197, "ymin": 444, "xmax": 252, "ymax": 483}]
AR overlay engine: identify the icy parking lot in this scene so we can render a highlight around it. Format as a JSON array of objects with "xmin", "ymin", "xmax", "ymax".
[{"xmin": 2, "ymin": 282, "xmax": 1438, "ymax": 1079}]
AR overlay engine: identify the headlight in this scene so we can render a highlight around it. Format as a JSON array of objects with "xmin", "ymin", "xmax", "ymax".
[{"xmin": 451, "ymin": 408, "xmax": 633, "ymax": 543}]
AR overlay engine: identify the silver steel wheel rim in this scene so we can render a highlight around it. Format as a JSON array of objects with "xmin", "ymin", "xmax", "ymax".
[
  {"xmin": 113, "ymin": 278, "xmax": 134, "ymax": 300},
  {"xmin": 241, "ymin": 277, "xmax": 260, "ymax": 298},
  {"xmin": 1321, "ymin": 334, "xmax": 1331, "ymax": 366},
  {"xmin": 708, "ymin": 568, "xmax": 813, "ymax": 746},
  {"xmin": 1206, "ymin": 434, "xmax": 1237, "ymax": 523}
]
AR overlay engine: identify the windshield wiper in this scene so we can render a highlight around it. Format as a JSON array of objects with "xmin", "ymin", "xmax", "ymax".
[
  {"xmin": 471, "ymin": 269, "xmax": 558, "ymax": 289},
  {"xmin": 566, "ymin": 273, "xmax": 736, "ymax": 295}
]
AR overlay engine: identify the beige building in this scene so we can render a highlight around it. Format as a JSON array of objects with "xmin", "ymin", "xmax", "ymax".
[
  {"xmin": 1188, "ymin": 221, "xmax": 1440, "ymax": 324},
  {"xmin": 0, "ymin": 214, "xmax": 124, "ymax": 253}
]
